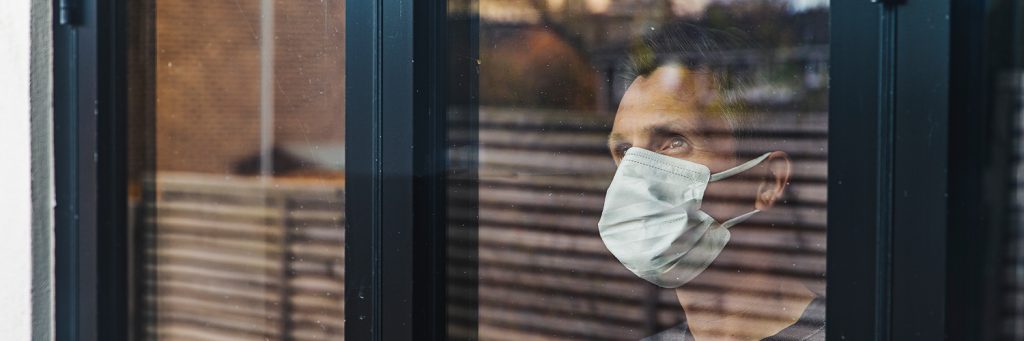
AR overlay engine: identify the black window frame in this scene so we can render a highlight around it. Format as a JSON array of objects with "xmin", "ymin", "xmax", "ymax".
[
  {"xmin": 53, "ymin": 0, "xmax": 127, "ymax": 339},
  {"xmin": 51, "ymin": 0, "xmax": 992, "ymax": 340}
]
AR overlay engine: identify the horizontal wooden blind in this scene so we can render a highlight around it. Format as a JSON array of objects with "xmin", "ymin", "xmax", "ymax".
[
  {"xmin": 449, "ymin": 107, "xmax": 827, "ymax": 340},
  {"xmin": 139, "ymin": 175, "xmax": 345, "ymax": 341},
  {"xmin": 1001, "ymin": 77, "xmax": 1024, "ymax": 340},
  {"xmin": 135, "ymin": 107, "xmax": 825, "ymax": 341}
]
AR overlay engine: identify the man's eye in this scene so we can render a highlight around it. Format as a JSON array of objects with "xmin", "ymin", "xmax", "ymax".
[
  {"xmin": 663, "ymin": 136, "xmax": 691, "ymax": 153},
  {"xmin": 615, "ymin": 144, "xmax": 631, "ymax": 156}
]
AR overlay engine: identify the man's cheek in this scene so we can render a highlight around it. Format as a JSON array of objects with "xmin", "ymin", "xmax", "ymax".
[
  {"xmin": 698, "ymin": 202, "xmax": 732, "ymax": 223},
  {"xmin": 700, "ymin": 183, "xmax": 753, "ymax": 222},
  {"xmin": 702, "ymin": 135, "xmax": 737, "ymax": 157}
]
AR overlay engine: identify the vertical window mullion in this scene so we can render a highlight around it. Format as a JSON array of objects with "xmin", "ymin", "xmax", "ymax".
[
  {"xmin": 891, "ymin": 1, "xmax": 951, "ymax": 340},
  {"xmin": 828, "ymin": 1, "xmax": 884, "ymax": 340},
  {"xmin": 345, "ymin": 0, "xmax": 382, "ymax": 340},
  {"xmin": 379, "ymin": 0, "xmax": 416, "ymax": 337}
]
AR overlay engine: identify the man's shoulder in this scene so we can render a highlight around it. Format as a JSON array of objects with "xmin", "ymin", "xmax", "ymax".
[
  {"xmin": 641, "ymin": 323, "xmax": 689, "ymax": 341},
  {"xmin": 641, "ymin": 322, "xmax": 824, "ymax": 341},
  {"xmin": 642, "ymin": 295, "xmax": 826, "ymax": 341}
]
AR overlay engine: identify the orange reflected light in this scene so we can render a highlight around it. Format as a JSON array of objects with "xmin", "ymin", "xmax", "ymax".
[
  {"xmin": 547, "ymin": 0, "xmax": 565, "ymax": 11},
  {"xmin": 586, "ymin": 0, "xmax": 610, "ymax": 14}
]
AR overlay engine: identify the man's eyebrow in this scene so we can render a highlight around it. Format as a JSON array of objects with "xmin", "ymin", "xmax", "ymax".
[
  {"xmin": 606, "ymin": 122, "xmax": 703, "ymax": 144},
  {"xmin": 647, "ymin": 122, "xmax": 701, "ymax": 138},
  {"xmin": 607, "ymin": 132, "xmax": 627, "ymax": 144}
]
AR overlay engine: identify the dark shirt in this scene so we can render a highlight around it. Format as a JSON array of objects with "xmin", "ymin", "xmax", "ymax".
[{"xmin": 642, "ymin": 296, "xmax": 826, "ymax": 341}]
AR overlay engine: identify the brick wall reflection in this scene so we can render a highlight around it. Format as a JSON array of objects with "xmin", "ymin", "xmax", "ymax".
[
  {"xmin": 154, "ymin": 0, "xmax": 344, "ymax": 174},
  {"xmin": 128, "ymin": 1, "xmax": 346, "ymax": 340}
]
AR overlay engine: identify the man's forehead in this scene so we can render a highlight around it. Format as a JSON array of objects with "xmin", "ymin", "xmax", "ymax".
[
  {"xmin": 612, "ymin": 65, "xmax": 731, "ymax": 138},
  {"xmin": 611, "ymin": 107, "xmax": 731, "ymax": 137},
  {"xmin": 630, "ymin": 65, "xmax": 715, "ymax": 95}
]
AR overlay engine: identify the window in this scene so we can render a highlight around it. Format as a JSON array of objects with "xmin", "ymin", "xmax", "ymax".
[
  {"xmin": 51, "ymin": 0, "xmax": 965, "ymax": 340},
  {"xmin": 124, "ymin": 1, "xmax": 346, "ymax": 339},
  {"xmin": 447, "ymin": 1, "xmax": 828, "ymax": 339}
]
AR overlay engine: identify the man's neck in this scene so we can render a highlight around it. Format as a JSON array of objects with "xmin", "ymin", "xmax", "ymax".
[{"xmin": 676, "ymin": 277, "xmax": 816, "ymax": 341}]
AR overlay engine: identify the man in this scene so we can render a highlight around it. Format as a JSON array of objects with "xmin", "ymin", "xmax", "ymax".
[{"xmin": 598, "ymin": 25, "xmax": 825, "ymax": 341}]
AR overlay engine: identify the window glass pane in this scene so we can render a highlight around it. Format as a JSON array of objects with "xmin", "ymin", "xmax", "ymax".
[
  {"xmin": 125, "ymin": 1, "xmax": 346, "ymax": 339},
  {"xmin": 448, "ymin": 1, "xmax": 828, "ymax": 339},
  {"xmin": 995, "ymin": 1, "xmax": 1024, "ymax": 338}
]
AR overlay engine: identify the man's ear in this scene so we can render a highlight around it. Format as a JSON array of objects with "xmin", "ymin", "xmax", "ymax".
[{"xmin": 754, "ymin": 151, "xmax": 791, "ymax": 210}]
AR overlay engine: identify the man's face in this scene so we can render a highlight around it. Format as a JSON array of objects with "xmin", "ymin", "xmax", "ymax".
[
  {"xmin": 608, "ymin": 64, "xmax": 751, "ymax": 221},
  {"xmin": 609, "ymin": 65, "xmax": 816, "ymax": 328}
]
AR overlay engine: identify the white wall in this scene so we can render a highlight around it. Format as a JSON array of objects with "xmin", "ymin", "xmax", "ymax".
[{"xmin": 0, "ymin": 0, "xmax": 46, "ymax": 339}]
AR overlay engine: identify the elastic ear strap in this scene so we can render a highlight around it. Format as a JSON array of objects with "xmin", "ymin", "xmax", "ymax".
[
  {"xmin": 709, "ymin": 152, "xmax": 772, "ymax": 182},
  {"xmin": 721, "ymin": 209, "xmax": 760, "ymax": 229}
]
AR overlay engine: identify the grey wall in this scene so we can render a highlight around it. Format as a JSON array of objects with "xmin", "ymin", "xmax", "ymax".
[
  {"xmin": 30, "ymin": 0, "xmax": 53, "ymax": 339},
  {"xmin": 0, "ymin": 0, "xmax": 53, "ymax": 339}
]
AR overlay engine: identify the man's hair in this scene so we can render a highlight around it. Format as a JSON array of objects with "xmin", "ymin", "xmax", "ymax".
[{"xmin": 622, "ymin": 23, "xmax": 763, "ymax": 147}]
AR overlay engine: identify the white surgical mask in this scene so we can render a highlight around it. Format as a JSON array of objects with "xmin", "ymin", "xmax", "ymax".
[{"xmin": 598, "ymin": 147, "xmax": 771, "ymax": 288}]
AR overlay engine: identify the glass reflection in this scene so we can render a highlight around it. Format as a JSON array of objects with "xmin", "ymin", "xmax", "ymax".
[
  {"xmin": 996, "ymin": 1, "xmax": 1024, "ymax": 339},
  {"xmin": 126, "ymin": 0, "xmax": 346, "ymax": 339},
  {"xmin": 455, "ymin": 0, "xmax": 827, "ymax": 339}
]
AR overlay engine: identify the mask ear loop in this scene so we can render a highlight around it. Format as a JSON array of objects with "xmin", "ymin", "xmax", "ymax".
[
  {"xmin": 721, "ymin": 209, "xmax": 760, "ymax": 229},
  {"xmin": 709, "ymin": 152, "xmax": 772, "ymax": 229},
  {"xmin": 709, "ymin": 152, "xmax": 773, "ymax": 182}
]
